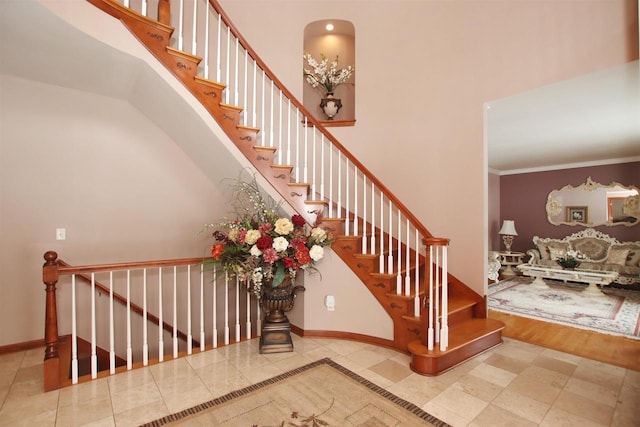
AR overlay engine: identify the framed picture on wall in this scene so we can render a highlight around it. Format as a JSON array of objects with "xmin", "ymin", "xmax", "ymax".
[{"xmin": 566, "ymin": 206, "xmax": 588, "ymax": 224}]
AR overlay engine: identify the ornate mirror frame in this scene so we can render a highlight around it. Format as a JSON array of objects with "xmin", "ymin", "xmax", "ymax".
[{"xmin": 546, "ymin": 177, "xmax": 640, "ymax": 227}]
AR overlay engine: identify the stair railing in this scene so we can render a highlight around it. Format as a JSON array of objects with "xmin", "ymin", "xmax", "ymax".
[
  {"xmin": 42, "ymin": 251, "xmax": 256, "ymax": 391},
  {"xmin": 89, "ymin": 0, "xmax": 451, "ymax": 352}
]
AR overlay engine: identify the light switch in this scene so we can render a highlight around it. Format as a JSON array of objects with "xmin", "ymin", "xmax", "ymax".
[{"xmin": 56, "ymin": 228, "xmax": 66, "ymax": 240}]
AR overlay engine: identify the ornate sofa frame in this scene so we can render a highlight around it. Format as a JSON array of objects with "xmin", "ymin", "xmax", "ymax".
[{"xmin": 526, "ymin": 229, "xmax": 640, "ymax": 287}]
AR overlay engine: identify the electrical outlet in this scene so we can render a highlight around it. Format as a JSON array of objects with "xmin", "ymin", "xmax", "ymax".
[
  {"xmin": 56, "ymin": 228, "xmax": 66, "ymax": 241},
  {"xmin": 325, "ymin": 295, "xmax": 335, "ymax": 311}
]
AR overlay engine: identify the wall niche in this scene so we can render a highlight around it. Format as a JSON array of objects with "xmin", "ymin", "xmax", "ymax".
[{"xmin": 303, "ymin": 20, "xmax": 355, "ymax": 125}]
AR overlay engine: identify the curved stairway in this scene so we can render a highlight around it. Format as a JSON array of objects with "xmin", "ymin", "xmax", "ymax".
[{"xmin": 86, "ymin": 0, "xmax": 504, "ymax": 375}]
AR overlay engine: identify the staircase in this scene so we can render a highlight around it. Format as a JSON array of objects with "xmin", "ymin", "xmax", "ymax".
[{"xmin": 84, "ymin": 0, "xmax": 503, "ymax": 375}]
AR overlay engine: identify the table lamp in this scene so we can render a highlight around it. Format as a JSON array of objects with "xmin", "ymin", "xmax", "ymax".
[{"xmin": 499, "ymin": 220, "xmax": 518, "ymax": 253}]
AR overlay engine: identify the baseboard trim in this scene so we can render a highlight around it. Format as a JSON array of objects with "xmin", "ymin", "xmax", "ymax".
[
  {"xmin": 0, "ymin": 338, "xmax": 45, "ymax": 355},
  {"xmin": 290, "ymin": 325, "xmax": 397, "ymax": 351}
]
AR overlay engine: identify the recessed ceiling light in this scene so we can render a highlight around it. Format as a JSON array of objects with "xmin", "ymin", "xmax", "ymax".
[{"xmin": 325, "ymin": 23, "xmax": 334, "ymax": 31}]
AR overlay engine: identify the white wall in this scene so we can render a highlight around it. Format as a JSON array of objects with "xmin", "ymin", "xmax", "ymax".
[
  {"xmin": 0, "ymin": 75, "xmax": 227, "ymax": 346},
  {"xmin": 219, "ymin": 0, "xmax": 636, "ymax": 296}
]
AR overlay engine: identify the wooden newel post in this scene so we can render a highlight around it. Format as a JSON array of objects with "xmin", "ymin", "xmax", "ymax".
[
  {"xmin": 42, "ymin": 251, "xmax": 60, "ymax": 391},
  {"xmin": 158, "ymin": 0, "xmax": 170, "ymax": 25}
]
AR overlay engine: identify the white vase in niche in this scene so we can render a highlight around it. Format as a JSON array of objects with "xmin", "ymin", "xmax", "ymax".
[{"xmin": 320, "ymin": 93, "xmax": 342, "ymax": 120}]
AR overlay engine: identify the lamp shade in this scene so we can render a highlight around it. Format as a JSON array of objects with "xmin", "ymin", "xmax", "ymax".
[{"xmin": 498, "ymin": 220, "xmax": 518, "ymax": 236}]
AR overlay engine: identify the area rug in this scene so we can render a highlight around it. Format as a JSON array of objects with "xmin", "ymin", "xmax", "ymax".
[
  {"xmin": 489, "ymin": 277, "xmax": 640, "ymax": 340},
  {"xmin": 141, "ymin": 358, "xmax": 450, "ymax": 426}
]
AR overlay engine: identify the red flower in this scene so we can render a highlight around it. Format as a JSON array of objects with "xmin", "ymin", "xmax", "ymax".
[
  {"xmin": 211, "ymin": 244, "xmax": 225, "ymax": 260},
  {"xmin": 292, "ymin": 214, "xmax": 306, "ymax": 227},
  {"xmin": 295, "ymin": 247, "xmax": 312, "ymax": 264},
  {"xmin": 259, "ymin": 222, "xmax": 272, "ymax": 233},
  {"xmin": 282, "ymin": 257, "xmax": 295, "ymax": 268},
  {"xmin": 290, "ymin": 237, "xmax": 306, "ymax": 249},
  {"xmin": 256, "ymin": 234, "xmax": 272, "ymax": 251}
]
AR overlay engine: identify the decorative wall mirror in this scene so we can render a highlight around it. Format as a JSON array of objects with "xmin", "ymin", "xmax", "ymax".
[{"xmin": 546, "ymin": 177, "xmax": 640, "ymax": 227}]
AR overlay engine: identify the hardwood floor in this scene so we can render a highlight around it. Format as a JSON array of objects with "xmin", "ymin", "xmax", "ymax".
[{"xmin": 489, "ymin": 310, "xmax": 640, "ymax": 371}]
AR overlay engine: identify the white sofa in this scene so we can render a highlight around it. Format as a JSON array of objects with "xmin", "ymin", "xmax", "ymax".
[{"xmin": 526, "ymin": 229, "xmax": 640, "ymax": 288}]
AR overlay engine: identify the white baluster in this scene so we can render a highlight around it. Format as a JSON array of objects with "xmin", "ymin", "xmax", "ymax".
[
  {"xmin": 379, "ymin": 193, "xmax": 384, "ymax": 273},
  {"xmin": 353, "ymin": 167, "xmax": 359, "ymax": 236},
  {"xmin": 269, "ymin": 81, "xmax": 274, "ymax": 147},
  {"xmin": 345, "ymin": 158, "xmax": 350, "ymax": 235},
  {"xmin": 127, "ymin": 270, "xmax": 132, "ymax": 369},
  {"xmin": 234, "ymin": 38, "xmax": 239, "ymax": 106},
  {"xmin": 246, "ymin": 280, "xmax": 252, "ymax": 340},
  {"xmin": 362, "ymin": 174, "xmax": 367, "ymax": 251},
  {"xmin": 396, "ymin": 212, "xmax": 402, "ymax": 294},
  {"xmin": 311, "ymin": 131, "xmax": 317, "ymax": 198},
  {"xmin": 428, "ymin": 246, "xmax": 434, "ymax": 350},
  {"xmin": 173, "ymin": 266, "xmax": 178, "ymax": 359},
  {"xmin": 388, "ymin": 200, "xmax": 394, "ymax": 275},
  {"xmin": 109, "ymin": 271, "xmax": 115, "ymax": 374},
  {"xmin": 337, "ymin": 151, "xmax": 342, "ymax": 219},
  {"xmin": 435, "ymin": 248, "xmax": 440, "ymax": 343},
  {"xmin": 216, "ymin": 13, "xmax": 221, "ymax": 82},
  {"xmin": 252, "ymin": 60, "xmax": 257, "ymax": 128},
  {"xmin": 243, "ymin": 50, "xmax": 248, "ymax": 126},
  {"xmin": 141, "ymin": 0, "xmax": 147, "ymax": 17},
  {"xmin": 328, "ymin": 139, "xmax": 333, "ymax": 218},
  {"xmin": 158, "ymin": 268, "xmax": 164, "ymax": 362},
  {"xmin": 295, "ymin": 111, "xmax": 300, "ymax": 181},
  {"xmin": 303, "ymin": 118, "xmax": 308, "ymax": 183},
  {"xmin": 414, "ymin": 229, "xmax": 420, "ymax": 317},
  {"xmin": 212, "ymin": 269, "xmax": 218, "ymax": 348},
  {"xmin": 260, "ymin": 71, "xmax": 265, "ymax": 146},
  {"xmin": 177, "ymin": 0, "xmax": 184, "ymax": 51},
  {"xmin": 203, "ymin": 0, "xmax": 210, "ymax": 79},
  {"xmin": 91, "ymin": 273, "xmax": 97, "ymax": 378},
  {"xmin": 71, "ymin": 275, "xmax": 78, "ymax": 384},
  {"xmin": 320, "ymin": 134, "xmax": 325, "ymax": 202},
  {"xmin": 191, "ymin": 0, "xmax": 197, "ymax": 55},
  {"xmin": 143, "ymin": 269, "xmax": 148, "ymax": 366},
  {"xmin": 404, "ymin": 219, "xmax": 410, "ymax": 296},
  {"xmin": 235, "ymin": 277, "xmax": 241, "ymax": 342},
  {"xmin": 200, "ymin": 264, "xmax": 205, "ymax": 351},
  {"xmin": 225, "ymin": 27, "xmax": 230, "ymax": 104},
  {"xmin": 440, "ymin": 245, "xmax": 449, "ymax": 351},
  {"xmin": 187, "ymin": 265, "xmax": 192, "ymax": 354},
  {"xmin": 277, "ymin": 90, "xmax": 283, "ymax": 164},
  {"xmin": 286, "ymin": 100, "xmax": 291, "ymax": 165},
  {"xmin": 370, "ymin": 181, "xmax": 375, "ymax": 255},
  {"xmin": 224, "ymin": 272, "xmax": 230, "ymax": 345}
]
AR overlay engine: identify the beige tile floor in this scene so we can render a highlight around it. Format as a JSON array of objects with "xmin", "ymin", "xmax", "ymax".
[{"xmin": 0, "ymin": 336, "xmax": 638, "ymax": 426}]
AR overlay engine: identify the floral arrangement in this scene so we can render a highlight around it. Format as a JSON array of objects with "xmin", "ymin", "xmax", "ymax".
[
  {"xmin": 205, "ymin": 175, "xmax": 331, "ymax": 298},
  {"xmin": 556, "ymin": 250, "xmax": 584, "ymax": 269},
  {"xmin": 303, "ymin": 52, "xmax": 354, "ymax": 95}
]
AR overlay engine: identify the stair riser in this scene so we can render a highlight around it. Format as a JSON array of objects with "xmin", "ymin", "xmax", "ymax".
[{"xmin": 409, "ymin": 332, "xmax": 503, "ymax": 376}]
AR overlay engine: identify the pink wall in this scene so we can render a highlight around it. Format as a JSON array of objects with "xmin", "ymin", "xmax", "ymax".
[{"xmin": 500, "ymin": 162, "xmax": 640, "ymax": 254}]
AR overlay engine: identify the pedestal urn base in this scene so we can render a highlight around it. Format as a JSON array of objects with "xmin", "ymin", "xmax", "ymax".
[{"xmin": 258, "ymin": 278, "xmax": 304, "ymax": 354}]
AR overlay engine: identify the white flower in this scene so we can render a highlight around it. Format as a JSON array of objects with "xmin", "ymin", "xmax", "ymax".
[
  {"xmin": 303, "ymin": 52, "xmax": 354, "ymax": 94},
  {"xmin": 272, "ymin": 236, "xmax": 289, "ymax": 252},
  {"xmin": 228, "ymin": 229, "xmax": 239, "ymax": 242},
  {"xmin": 310, "ymin": 227, "xmax": 327, "ymax": 242},
  {"xmin": 251, "ymin": 268, "xmax": 263, "ymax": 284},
  {"xmin": 250, "ymin": 245, "xmax": 263, "ymax": 256},
  {"xmin": 309, "ymin": 245, "xmax": 324, "ymax": 261},
  {"xmin": 245, "ymin": 229, "xmax": 261, "ymax": 245},
  {"xmin": 274, "ymin": 218, "xmax": 294, "ymax": 235}
]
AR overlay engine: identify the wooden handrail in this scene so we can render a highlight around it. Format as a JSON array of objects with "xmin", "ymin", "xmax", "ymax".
[{"xmin": 206, "ymin": 0, "xmax": 432, "ymax": 240}]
